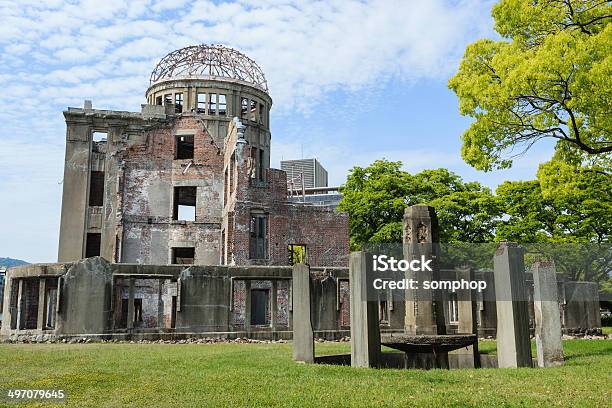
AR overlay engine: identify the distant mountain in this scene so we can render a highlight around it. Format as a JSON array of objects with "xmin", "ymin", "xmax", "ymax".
[{"xmin": 0, "ymin": 257, "xmax": 29, "ymax": 268}]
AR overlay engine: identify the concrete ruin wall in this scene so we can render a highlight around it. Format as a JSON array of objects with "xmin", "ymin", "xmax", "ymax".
[{"xmin": 0, "ymin": 259, "xmax": 601, "ymax": 341}]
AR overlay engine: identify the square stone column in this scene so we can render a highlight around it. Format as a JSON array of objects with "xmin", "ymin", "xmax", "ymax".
[
  {"xmin": 403, "ymin": 205, "xmax": 446, "ymax": 335},
  {"xmin": 533, "ymin": 261, "xmax": 563, "ymax": 367},
  {"xmin": 292, "ymin": 264, "xmax": 314, "ymax": 363},
  {"xmin": 494, "ymin": 243, "xmax": 532, "ymax": 368},
  {"xmin": 455, "ymin": 267, "xmax": 480, "ymax": 368},
  {"xmin": 349, "ymin": 252, "xmax": 380, "ymax": 368}
]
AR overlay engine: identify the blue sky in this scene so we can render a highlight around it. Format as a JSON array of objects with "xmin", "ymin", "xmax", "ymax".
[{"xmin": 0, "ymin": 0, "xmax": 556, "ymax": 263}]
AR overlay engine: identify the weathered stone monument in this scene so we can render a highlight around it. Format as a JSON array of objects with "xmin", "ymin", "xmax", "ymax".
[
  {"xmin": 349, "ymin": 251, "xmax": 380, "ymax": 368},
  {"xmin": 493, "ymin": 242, "xmax": 532, "ymax": 368},
  {"xmin": 292, "ymin": 264, "xmax": 314, "ymax": 363},
  {"xmin": 532, "ymin": 260, "xmax": 564, "ymax": 367},
  {"xmin": 403, "ymin": 205, "xmax": 446, "ymax": 336}
]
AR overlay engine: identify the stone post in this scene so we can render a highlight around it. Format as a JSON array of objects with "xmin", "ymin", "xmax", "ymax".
[
  {"xmin": 127, "ymin": 278, "xmax": 135, "ymax": 330},
  {"xmin": 244, "ymin": 279, "xmax": 252, "ymax": 334},
  {"xmin": 37, "ymin": 278, "xmax": 46, "ymax": 331},
  {"xmin": 455, "ymin": 267, "xmax": 480, "ymax": 368},
  {"xmin": 403, "ymin": 205, "xmax": 446, "ymax": 335},
  {"xmin": 349, "ymin": 252, "xmax": 380, "ymax": 368},
  {"xmin": 532, "ymin": 261, "xmax": 564, "ymax": 367},
  {"xmin": 292, "ymin": 264, "xmax": 314, "ymax": 363},
  {"xmin": 493, "ymin": 242, "xmax": 532, "ymax": 368}
]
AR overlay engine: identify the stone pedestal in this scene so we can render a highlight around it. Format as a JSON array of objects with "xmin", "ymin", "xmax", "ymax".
[
  {"xmin": 533, "ymin": 261, "xmax": 563, "ymax": 367},
  {"xmin": 349, "ymin": 252, "xmax": 380, "ymax": 368},
  {"xmin": 493, "ymin": 243, "xmax": 532, "ymax": 368},
  {"xmin": 292, "ymin": 264, "xmax": 314, "ymax": 363}
]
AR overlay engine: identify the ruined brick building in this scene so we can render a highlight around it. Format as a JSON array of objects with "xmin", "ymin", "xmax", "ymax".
[
  {"xmin": 0, "ymin": 46, "xmax": 600, "ymax": 341},
  {"xmin": 57, "ymin": 44, "xmax": 348, "ymax": 268}
]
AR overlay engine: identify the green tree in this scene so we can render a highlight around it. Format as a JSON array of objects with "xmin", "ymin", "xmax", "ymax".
[
  {"xmin": 337, "ymin": 160, "xmax": 500, "ymax": 249},
  {"xmin": 449, "ymin": 0, "xmax": 611, "ymax": 172},
  {"xmin": 496, "ymin": 159, "xmax": 611, "ymax": 282}
]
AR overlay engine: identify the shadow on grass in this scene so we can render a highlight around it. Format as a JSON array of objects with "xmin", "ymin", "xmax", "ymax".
[{"xmin": 564, "ymin": 343, "xmax": 612, "ymax": 361}]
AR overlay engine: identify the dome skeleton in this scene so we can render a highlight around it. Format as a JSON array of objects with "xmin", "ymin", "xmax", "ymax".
[{"xmin": 150, "ymin": 44, "xmax": 268, "ymax": 92}]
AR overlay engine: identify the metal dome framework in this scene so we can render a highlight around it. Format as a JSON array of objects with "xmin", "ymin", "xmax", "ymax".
[{"xmin": 150, "ymin": 45, "xmax": 268, "ymax": 92}]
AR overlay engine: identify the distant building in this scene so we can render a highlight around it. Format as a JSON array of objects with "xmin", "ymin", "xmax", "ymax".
[
  {"xmin": 288, "ymin": 188, "xmax": 343, "ymax": 210},
  {"xmin": 281, "ymin": 158, "xmax": 328, "ymax": 190}
]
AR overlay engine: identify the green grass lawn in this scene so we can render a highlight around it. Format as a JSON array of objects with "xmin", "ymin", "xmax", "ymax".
[{"xmin": 1, "ymin": 340, "xmax": 610, "ymax": 407}]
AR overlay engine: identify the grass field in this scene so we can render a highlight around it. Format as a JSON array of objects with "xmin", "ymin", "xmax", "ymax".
[{"xmin": 1, "ymin": 340, "xmax": 610, "ymax": 407}]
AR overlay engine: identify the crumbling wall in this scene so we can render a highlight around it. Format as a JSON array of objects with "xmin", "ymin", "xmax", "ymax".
[{"xmin": 121, "ymin": 115, "xmax": 223, "ymax": 265}]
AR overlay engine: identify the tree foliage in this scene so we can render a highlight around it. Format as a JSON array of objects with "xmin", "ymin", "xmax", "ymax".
[
  {"xmin": 449, "ymin": 0, "xmax": 611, "ymax": 172},
  {"xmin": 338, "ymin": 159, "xmax": 611, "ymax": 284},
  {"xmin": 337, "ymin": 160, "xmax": 500, "ymax": 249}
]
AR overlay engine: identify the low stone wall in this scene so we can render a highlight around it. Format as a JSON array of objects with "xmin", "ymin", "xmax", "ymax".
[{"xmin": 0, "ymin": 258, "xmax": 357, "ymax": 340}]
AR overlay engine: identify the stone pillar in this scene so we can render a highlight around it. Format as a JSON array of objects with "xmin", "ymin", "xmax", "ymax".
[
  {"xmin": 349, "ymin": 252, "xmax": 380, "ymax": 368},
  {"xmin": 16, "ymin": 279, "xmax": 23, "ymax": 330},
  {"xmin": 100, "ymin": 126, "xmax": 122, "ymax": 262},
  {"xmin": 533, "ymin": 261, "xmax": 563, "ymax": 367},
  {"xmin": 244, "ymin": 279, "xmax": 252, "ymax": 334},
  {"xmin": 271, "ymin": 280, "xmax": 278, "ymax": 331},
  {"xmin": 58, "ymin": 122, "xmax": 91, "ymax": 262},
  {"xmin": 127, "ymin": 278, "xmax": 135, "ymax": 330},
  {"xmin": 36, "ymin": 278, "xmax": 46, "ymax": 331},
  {"xmin": 455, "ymin": 267, "xmax": 480, "ymax": 368},
  {"xmin": 403, "ymin": 205, "xmax": 446, "ymax": 335},
  {"xmin": 292, "ymin": 264, "xmax": 314, "ymax": 363},
  {"xmin": 157, "ymin": 279, "xmax": 164, "ymax": 329},
  {"xmin": 493, "ymin": 242, "xmax": 532, "ymax": 368}
]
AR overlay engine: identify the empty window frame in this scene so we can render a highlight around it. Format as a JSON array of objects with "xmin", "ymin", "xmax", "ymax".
[
  {"xmin": 174, "ymin": 93, "xmax": 183, "ymax": 113},
  {"xmin": 229, "ymin": 152, "xmax": 236, "ymax": 194},
  {"xmin": 257, "ymin": 149, "xmax": 265, "ymax": 181},
  {"xmin": 209, "ymin": 93, "xmax": 218, "ymax": 115},
  {"xmin": 241, "ymin": 97, "xmax": 248, "ymax": 119},
  {"xmin": 21, "ymin": 279, "xmax": 40, "ymax": 330},
  {"xmin": 172, "ymin": 247, "xmax": 195, "ymax": 264},
  {"xmin": 134, "ymin": 298, "xmax": 143, "ymax": 323},
  {"xmin": 44, "ymin": 279, "xmax": 58, "ymax": 329},
  {"xmin": 249, "ymin": 213, "xmax": 268, "ymax": 259},
  {"xmin": 449, "ymin": 292, "xmax": 459, "ymax": 323},
  {"xmin": 89, "ymin": 171, "xmax": 105, "ymax": 206},
  {"xmin": 197, "ymin": 92, "xmax": 207, "ymax": 114},
  {"xmin": 85, "ymin": 233, "xmax": 101, "ymax": 258},
  {"xmin": 249, "ymin": 148, "xmax": 257, "ymax": 180},
  {"xmin": 218, "ymin": 94, "xmax": 227, "ymax": 116},
  {"xmin": 164, "ymin": 94, "xmax": 172, "ymax": 106},
  {"xmin": 379, "ymin": 299, "xmax": 389, "ymax": 324},
  {"xmin": 173, "ymin": 186, "xmax": 197, "ymax": 221},
  {"xmin": 250, "ymin": 289, "xmax": 270, "ymax": 325},
  {"xmin": 249, "ymin": 100, "xmax": 257, "ymax": 122},
  {"xmin": 92, "ymin": 132, "xmax": 107, "ymax": 142},
  {"xmin": 288, "ymin": 244, "xmax": 307, "ymax": 265},
  {"xmin": 175, "ymin": 134, "xmax": 194, "ymax": 159}
]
